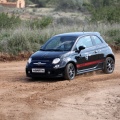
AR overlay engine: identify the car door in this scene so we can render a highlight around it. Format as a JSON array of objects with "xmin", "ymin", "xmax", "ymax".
[
  {"xmin": 91, "ymin": 35, "xmax": 106, "ymax": 67},
  {"xmin": 74, "ymin": 36, "xmax": 99, "ymax": 72}
]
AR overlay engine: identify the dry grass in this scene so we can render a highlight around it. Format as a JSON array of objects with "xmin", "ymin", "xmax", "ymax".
[{"xmin": 0, "ymin": 7, "xmax": 120, "ymax": 60}]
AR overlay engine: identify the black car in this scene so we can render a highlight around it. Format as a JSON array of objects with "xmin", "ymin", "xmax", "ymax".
[{"xmin": 26, "ymin": 32, "xmax": 115, "ymax": 80}]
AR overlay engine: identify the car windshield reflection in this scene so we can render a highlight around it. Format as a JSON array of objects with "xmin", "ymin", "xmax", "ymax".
[{"xmin": 42, "ymin": 36, "xmax": 77, "ymax": 51}]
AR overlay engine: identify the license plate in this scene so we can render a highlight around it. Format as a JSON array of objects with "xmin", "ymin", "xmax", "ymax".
[{"xmin": 32, "ymin": 68, "xmax": 45, "ymax": 73}]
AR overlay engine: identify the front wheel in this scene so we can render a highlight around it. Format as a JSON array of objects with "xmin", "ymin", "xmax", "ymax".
[
  {"xmin": 64, "ymin": 63, "xmax": 76, "ymax": 80},
  {"xmin": 103, "ymin": 57, "xmax": 115, "ymax": 74}
]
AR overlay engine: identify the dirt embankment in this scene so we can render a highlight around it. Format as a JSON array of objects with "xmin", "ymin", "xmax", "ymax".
[
  {"xmin": 0, "ymin": 52, "xmax": 32, "ymax": 62},
  {"xmin": 0, "ymin": 53, "xmax": 120, "ymax": 120}
]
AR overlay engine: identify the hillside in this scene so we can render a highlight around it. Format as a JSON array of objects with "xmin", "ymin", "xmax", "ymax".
[{"xmin": 0, "ymin": 0, "xmax": 120, "ymax": 60}]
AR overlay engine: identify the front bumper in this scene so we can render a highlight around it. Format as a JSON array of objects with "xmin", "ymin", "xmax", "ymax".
[{"xmin": 26, "ymin": 67, "xmax": 64, "ymax": 78}]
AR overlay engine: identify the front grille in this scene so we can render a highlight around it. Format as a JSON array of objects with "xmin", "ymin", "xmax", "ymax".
[
  {"xmin": 31, "ymin": 60, "xmax": 53, "ymax": 68},
  {"xmin": 32, "ymin": 60, "xmax": 51, "ymax": 63}
]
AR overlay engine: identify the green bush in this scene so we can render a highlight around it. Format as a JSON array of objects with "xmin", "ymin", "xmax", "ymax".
[
  {"xmin": 55, "ymin": 17, "xmax": 82, "ymax": 26},
  {"xmin": 106, "ymin": 29, "xmax": 120, "ymax": 37},
  {"xmin": 30, "ymin": 0, "xmax": 49, "ymax": 7},
  {"xmin": 55, "ymin": 0, "xmax": 84, "ymax": 11},
  {"xmin": 25, "ymin": 0, "xmax": 33, "ymax": 5},
  {"xmin": 105, "ymin": 29, "xmax": 120, "ymax": 47},
  {"xmin": 90, "ymin": 0, "xmax": 112, "ymax": 8},
  {"xmin": 27, "ymin": 17, "xmax": 53, "ymax": 29},
  {"xmin": 40, "ymin": 17, "xmax": 53, "ymax": 28},
  {"xmin": 90, "ymin": 6, "xmax": 120, "ymax": 23},
  {"xmin": 87, "ymin": 0, "xmax": 120, "ymax": 23},
  {"xmin": 0, "ymin": 13, "xmax": 21, "ymax": 29},
  {"xmin": 0, "ymin": 28, "xmax": 52, "ymax": 55}
]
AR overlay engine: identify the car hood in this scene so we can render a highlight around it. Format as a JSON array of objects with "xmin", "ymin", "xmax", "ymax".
[{"xmin": 31, "ymin": 50, "xmax": 67, "ymax": 60}]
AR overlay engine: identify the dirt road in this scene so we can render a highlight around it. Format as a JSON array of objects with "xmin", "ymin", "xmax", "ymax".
[{"xmin": 0, "ymin": 53, "xmax": 120, "ymax": 120}]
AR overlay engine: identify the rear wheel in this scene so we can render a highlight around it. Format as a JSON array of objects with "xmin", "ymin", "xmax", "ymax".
[
  {"xmin": 103, "ymin": 57, "xmax": 115, "ymax": 74},
  {"xmin": 64, "ymin": 63, "xmax": 76, "ymax": 80}
]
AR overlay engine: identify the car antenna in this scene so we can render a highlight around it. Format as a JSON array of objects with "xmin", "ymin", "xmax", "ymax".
[
  {"xmin": 82, "ymin": 21, "xmax": 85, "ymax": 34},
  {"xmin": 82, "ymin": 26, "xmax": 85, "ymax": 33}
]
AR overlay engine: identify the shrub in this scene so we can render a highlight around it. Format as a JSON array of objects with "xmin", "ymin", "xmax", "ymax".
[
  {"xmin": 90, "ymin": 0, "xmax": 111, "ymax": 8},
  {"xmin": 27, "ymin": 17, "xmax": 53, "ymax": 29},
  {"xmin": 40, "ymin": 17, "xmax": 53, "ymax": 28},
  {"xmin": 0, "ymin": 27, "xmax": 52, "ymax": 55},
  {"xmin": 105, "ymin": 29, "xmax": 120, "ymax": 48},
  {"xmin": 55, "ymin": 0, "xmax": 84, "ymax": 11},
  {"xmin": 0, "ymin": 13, "xmax": 21, "ymax": 29},
  {"xmin": 90, "ymin": 6, "xmax": 120, "ymax": 23},
  {"xmin": 87, "ymin": 0, "xmax": 120, "ymax": 23},
  {"xmin": 106, "ymin": 29, "xmax": 120, "ymax": 37},
  {"xmin": 55, "ymin": 17, "xmax": 83, "ymax": 26},
  {"xmin": 25, "ymin": 0, "xmax": 33, "ymax": 5},
  {"xmin": 30, "ymin": 0, "xmax": 49, "ymax": 7}
]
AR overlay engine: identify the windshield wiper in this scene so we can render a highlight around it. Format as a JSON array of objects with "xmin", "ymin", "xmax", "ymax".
[
  {"xmin": 54, "ymin": 49, "xmax": 64, "ymax": 51},
  {"xmin": 43, "ymin": 49, "xmax": 65, "ymax": 51},
  {"xmin": 45, "ymin": 49, "xmax": 55, "ymax": 51},
  {"xmin": 40, "ymin": 48, "xmax": 45, "ymax": 51},
  {"xmin": 40, "ymin": 48, "xmax": 68, "ymax": 51}
]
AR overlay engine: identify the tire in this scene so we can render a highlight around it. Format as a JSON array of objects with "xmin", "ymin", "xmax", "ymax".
[
  {"xmin": 103, "ymin": 57, "xmax": 115, "ymax": 74},
  {"xmin": 64, "ymin": 63, "xmax": 76, "ymax": 80}
]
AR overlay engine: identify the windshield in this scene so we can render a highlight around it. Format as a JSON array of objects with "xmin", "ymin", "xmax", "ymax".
[{"xmin": 41, "ymin": 36, "xmax": 77, "ymax": 51}]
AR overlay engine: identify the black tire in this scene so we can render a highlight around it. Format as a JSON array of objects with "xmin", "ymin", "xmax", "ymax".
[
  {"xmin": 103, "ymin": 57, "xmax": 115, "ymax": 74},
  {"xmin": 64, "ymin": 63, "xmax": 76, "ymax": 80}
]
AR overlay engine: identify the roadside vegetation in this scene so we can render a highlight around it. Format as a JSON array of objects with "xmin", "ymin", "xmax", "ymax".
[{"xmin": 0, "ymin": 0, "xmax": 120, "ymax": 59}]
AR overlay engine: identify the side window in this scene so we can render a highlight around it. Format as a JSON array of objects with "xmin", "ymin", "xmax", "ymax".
[
  {"xmin": 92, "ymin": 36, "xmax": 103, "ymax": 45},
  {"xmin": 76, "ymin": 36, "xmax": 93, "ymax": 49}
]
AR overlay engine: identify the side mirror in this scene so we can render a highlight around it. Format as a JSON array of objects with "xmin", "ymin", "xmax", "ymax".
[
  {"xmin": 75, "ymin": 46, "xmax": 85, "ymax": 53},
  {"xmin": 79, "ymin": 46, "xmax": 85, "ymax": 51}
]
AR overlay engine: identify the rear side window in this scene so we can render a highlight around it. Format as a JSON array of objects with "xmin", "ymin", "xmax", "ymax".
[
  {"xmin": 92, "ymin": 36, "xmax": 103, "ymax": 45},
  {"xmin": 76, "ymin": 36, "xmax": 93, "ymax": 49}
]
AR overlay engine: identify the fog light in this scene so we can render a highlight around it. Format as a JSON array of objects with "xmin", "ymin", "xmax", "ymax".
[
  {"xmin": 54, "ymin": 65, "xmax": 60, "ymax": 69},
  {"xmin": 48, "ymin": 71, "xmax": 51, "ymax": 74}
]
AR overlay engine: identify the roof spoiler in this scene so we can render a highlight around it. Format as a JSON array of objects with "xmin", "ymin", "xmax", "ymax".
[{"xmin": 82, "ymin": 32, "xmax": 100, "ymax": 35}]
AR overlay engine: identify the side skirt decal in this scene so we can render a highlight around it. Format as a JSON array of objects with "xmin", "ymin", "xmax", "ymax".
[{"xmin": 77, "ymin": 59, "xmax": 104, "ymax": 68}]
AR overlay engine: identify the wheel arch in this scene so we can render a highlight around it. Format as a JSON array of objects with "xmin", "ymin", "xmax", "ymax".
[
  {"xmin": 106, "ymin": 54, "xmax": 115, "ymax": 62},
  {"xmin": 103, "ymin": 54, "xmax": 115, "ymax": 74},
  {"xmin": 65, "ymin": 61, "xmax": 77, "ymax": 75}
]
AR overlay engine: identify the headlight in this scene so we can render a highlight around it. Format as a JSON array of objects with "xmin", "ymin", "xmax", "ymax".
[
  {"xmin": 52, "ymin": 58, "xmax": 60, "ymax": 64},
  {"xmin": 28, "ymin": 58, "xmax": 32, "ymax": 64}
]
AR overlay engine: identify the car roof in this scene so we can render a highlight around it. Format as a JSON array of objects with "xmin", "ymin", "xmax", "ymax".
[{"xmin": 55, "ymin": 32, "xmax": 100, "ymax": 37}]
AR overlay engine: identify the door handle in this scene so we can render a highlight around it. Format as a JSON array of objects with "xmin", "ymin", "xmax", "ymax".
[{"xmin": 85, "ymin": 55, "xmax": 88, "ymax": 60}]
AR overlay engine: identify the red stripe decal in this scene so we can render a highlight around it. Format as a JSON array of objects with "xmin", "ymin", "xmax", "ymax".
[{"xmin": 77, "ymin": 59, "xmax": 104, "ymax": 68}]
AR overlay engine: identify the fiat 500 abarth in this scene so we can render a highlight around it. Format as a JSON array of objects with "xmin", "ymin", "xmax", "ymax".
[{"xmin": 26, "ymin": 32, "xmax": 115, "ymax": 80}]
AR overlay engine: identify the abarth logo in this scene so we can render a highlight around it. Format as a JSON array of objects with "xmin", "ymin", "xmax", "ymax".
[{"xmin": 33, "ymin": 62, "xmax": 46, "ymax": 66}]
